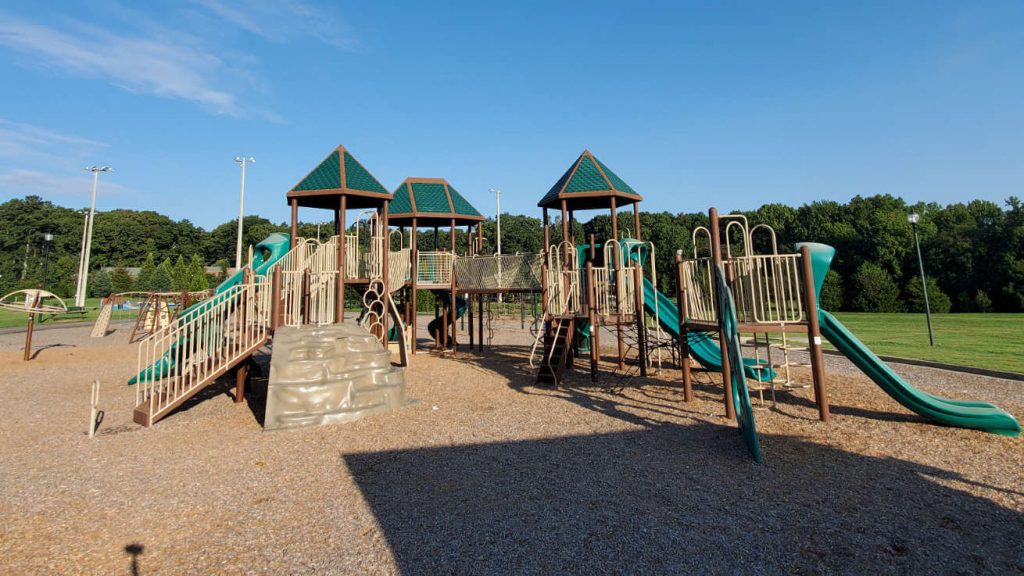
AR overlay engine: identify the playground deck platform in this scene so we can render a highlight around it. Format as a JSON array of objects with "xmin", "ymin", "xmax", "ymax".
[{"xmin": 0, "ymin": 322, "xmax": 1021, "ymax": 574}]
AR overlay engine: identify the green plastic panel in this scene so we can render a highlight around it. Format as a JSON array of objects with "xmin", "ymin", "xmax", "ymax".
[
  {"xmin": 595, "ymin": 157, "xmax": 636, "ymax": 194},
  {"xmin": 564, "ymin": 156, "xmax": 610, "ymax": 193},
  {"xmin": 411, "ymin": 183, "xmax": 451, "ymax": 214},
  {"xmin": 293, "ymin": 151, "xmax": 341, "ymax": 191},
  {"xmin": 343, "ymin": 152, "xmax": 387, "ymax": 194},
  {"xmin": 390, "ymin": 183, "xmax": 413, "ymax": 214},
  {"xmin": 448, "ymin": 184, "xmax": 483, "ymax": 217}
]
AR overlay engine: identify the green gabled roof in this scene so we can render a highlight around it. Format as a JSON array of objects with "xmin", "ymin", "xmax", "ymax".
[
  {"xmin": 389, "ymin": 177, "xmax": 484, "ymax": 226},
  {"xmin": 538, "ymin": 150, "xmax": 642, "ymax": 210},
  {"xmin": 287, "ymin": 145, "xmax": 391, "ymax": 210}
]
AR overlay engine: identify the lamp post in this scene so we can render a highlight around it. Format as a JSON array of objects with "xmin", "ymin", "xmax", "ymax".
[
  {"xmin": 234, "ymin": 157, "xmax": 255, "ymax": 270},
  {"xmin": 76, "ymin": 166, "xmax": 112, "ymax": 307},
  {"xmin": 41, "ymin": 233, "xmax": 53, "ymax": 288},
  {"xmin": 489, "ymin": 188, "xmax": 503, "ymax": 303},
  {"xmin": 908, "ymin": 213, "xmax": 935, "ymax": 346}
]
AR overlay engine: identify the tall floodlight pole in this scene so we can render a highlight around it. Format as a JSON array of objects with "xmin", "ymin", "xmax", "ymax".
[
  {"xmin": 75, "ymin": 209, "xmax": 88, "ymax": 302},
  {"xmin": 908, "ymin": 213, "xmax": 934, "ymax": 346},
  {"xmin": 77, "ymin": 166, "xmax": 112, "ymax": 307},
  {"xmin": 234, "ymin": 157, "xmax": 255, "ymax": 270},
  {"xmin": 490, "ymin": 188, "xmax": 502, "ymax": 303}
]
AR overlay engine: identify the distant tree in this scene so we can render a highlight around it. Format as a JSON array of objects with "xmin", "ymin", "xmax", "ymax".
[
  {"xmin": 187, "ymin": 254, "xmax": 208, "ymax": 291},
  {"xmin": 171, "ymin": 255, "xmax": 188, "ymax": 291},
  {"xmin": 136, "ymin": 253, "xmax": 157, "ymax": 292},
  {"xmin": 851, "ymin": 262, "xmax": 902, "ymax": 312},
  {"xmin": 48, "ymin": 255, "xmax": 79, "ymax": 298},
  {"xmin": 819, "ymin": 270, "xmax": 844, "ymax": 311},
  {"xmin": 973, "ymin": 290, "xmax": 993, "ymax": 313},
  {"xmin": 152, "ymin": 258, "xmax": 172, "ymax": 292},
  {"xmin": 111, "ymin": 267, "xmax": 134, "ymax": 294},
  {"xmin": 89, "ymin": 269, "xmax": 113, "ymax": 298},
  {"xmin": 905, "ymin": 277, "xmax": 951, "ymax": 314}
]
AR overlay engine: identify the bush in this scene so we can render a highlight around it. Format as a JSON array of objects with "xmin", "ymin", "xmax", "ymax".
[
  {"xmin": 905, "ymin": 276, "xmax": 952, "ymax": 314},
  {"xmin": 819, "ymin": 270, "xmax": 844, "ymax": 311},
  {"xmin": 89, "ymin": 270, "xmax": 113, "ymax": 298},
  {"xmin": 851, "ymin": 262, "xmax": 903, "ymax": 312},
  {"xmin": 973, "ymin": 290, "xmax": 993, "ymax": 312},
  {"xmin": 111, "ymin": 267, "xmax": 134, "ymax": 294}
]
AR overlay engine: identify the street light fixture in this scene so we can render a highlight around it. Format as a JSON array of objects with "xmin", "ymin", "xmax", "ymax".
[
  {"xmin": 489, "ymin": 188, "xmax": 502, "ymax": 302},
  {"xmin": 234, "ymin": 156, "xmax": 255, "ymax": 270},
  {"xmin": 76, "ymin": 166, "xmax": 112, "ymax": 307},
  {"xmin": 908, "ymin": 212, "xmax": 935, "ymax": 346},
  {"xmin": 41, "ymin": 233, "xmax": 53, "ymax": 288}
]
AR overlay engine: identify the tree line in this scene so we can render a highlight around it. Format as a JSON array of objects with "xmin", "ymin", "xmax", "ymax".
[{"xmin": 1, "ymin": 194, "xmax": 1021, "ymax": 312}]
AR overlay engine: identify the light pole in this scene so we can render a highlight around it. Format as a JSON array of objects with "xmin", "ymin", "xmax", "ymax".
[
  {"xmin": 908, "ymin": 213, "xmax": 934, "ymax": 346},
  {"xmin": 489, "ymin": 188, "xmax": 502, "ymax": 303},
  {"xmin": 76, "ymin": 166, "xmax": 112, "ymax": 307},
  {"xmin": 41, "ymin": 233, "xmax": 53, "ymax": 288},
  {"xmin": 234, "ymin": 157, "xmax": 255, "ymax": 270}
]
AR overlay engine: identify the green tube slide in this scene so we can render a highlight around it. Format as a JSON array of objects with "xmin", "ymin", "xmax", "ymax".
[
  {"xmin": 427, "ymin": 293, "xmax": 468, "ymax": 343},
  {"xmin": 799, "ymin": 242, "xmax": 1020, "ymax": 437},
  {"xmin": 128, "ymin": 233, "xmax": 292, "ymax": 385}
]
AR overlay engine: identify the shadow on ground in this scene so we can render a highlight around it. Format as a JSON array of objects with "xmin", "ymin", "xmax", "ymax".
[{"xmin": 344, "ymin": 347, "xmax": 1023, "ymax": 574}]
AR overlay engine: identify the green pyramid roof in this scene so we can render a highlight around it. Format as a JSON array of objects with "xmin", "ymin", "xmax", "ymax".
[
  {"xmin": 388, "ymin": 177, "xmax": 484, "ymax": 227},
  {"xmin": 538, "ymin": 150, "xmax": 642, "ymax": 210},
  {"xmin": 287, "ymin": 145, "xmax": 391, "ymax": 210}
]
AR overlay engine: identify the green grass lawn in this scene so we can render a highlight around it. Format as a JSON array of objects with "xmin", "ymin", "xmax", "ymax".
[
  {"xmin": 0, "ymin": 297, "xmax": 139, "ymax": 329},
  {"xmin": 824, "ymin": 313, "xmax": 1023, "ymax": 374}
]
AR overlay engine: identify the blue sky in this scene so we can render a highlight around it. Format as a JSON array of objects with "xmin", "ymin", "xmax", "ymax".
[{"xmin": 0, "ymin": 1, "xmax": 1021, "ymax": 229}]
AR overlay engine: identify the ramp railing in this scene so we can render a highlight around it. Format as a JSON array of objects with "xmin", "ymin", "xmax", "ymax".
[{"xmin": 134, "ymin": 277, "xmax": 271, "ymax": 425}]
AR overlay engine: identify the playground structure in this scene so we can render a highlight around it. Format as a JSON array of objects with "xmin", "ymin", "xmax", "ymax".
[
  {"xmin": 120, "ymin": 143, "xmax": 1019, "ymax": 459},
  {"xmin": 89, "ymin": 290, "xmax": 213, "ymax": 341},
  {"xmin": 0, "ymin": 288, "xmax": 68, "ymax": 361}
]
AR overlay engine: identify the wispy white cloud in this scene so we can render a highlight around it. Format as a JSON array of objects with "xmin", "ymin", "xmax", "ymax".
[
  {"xmin": 194, "ymin": 0, "xmax": 355, "ymax": 49},
  {"xmin": 0, "ymin": 168, "xmax": 126, "ymax": 199},
  {"xmin": 0, "ymin": 11, "xmax": 246, "ymax": 115},
  {"xmin": 0, "ymin": 119, "xmax": 105, "ymax": 163}
]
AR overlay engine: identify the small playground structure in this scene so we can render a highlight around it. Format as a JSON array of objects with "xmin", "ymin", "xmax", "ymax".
[
  {"xmin": 0, "ymin": 288, "xmax": 68, "ymax": 361},
  {"xmin": 120, "ymin": 143, "xmax": 1019, "ymax": 462},
  {"xmin": 89, "ymin": 290, "xmax": 213, "ymax": 341}
]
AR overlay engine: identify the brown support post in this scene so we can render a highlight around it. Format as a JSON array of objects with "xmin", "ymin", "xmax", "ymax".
[
  {"xmin": 289, "ymin": 199, "xmax": 298, "ymax": 250},
  {"xmin": 800, "ymin": 245, "xmax": 830, "ymax": 422},
  {"xmin": 709, "ymin": 207, "xmax": 735, "ymax": 420},
  {"xmin": 410, "ymin": 219, "xmax": 418, "ymax": 353},
  {"xmin": 271, "ymin": 265, "xmax": 282, "ymax": 332},
  {"xmin": 588, "ymin": 234, "xmax": 600, "ymax": 365},
  {"xmin": 478, "ymin": 293, "xmax": 484, "ymax": 351},
  {"xmin": 337, "ymin": 195, "xmax": 347, "ymax": 323},
  {"xmin": 235, "ymin": 361, "xmax": 248, "ymax": 404},
  {"xmin": 542, "ymin": 209, "xmax": 550, "ymax": 265},
  {"xmin": 22, "ymin": 290, "xmax": 41, "ymax": 361},
  {"xmin": 449, "ymin": 218, "xmax": 456, "ymax": 353},
  {"xmin": 586, "ymin": 261, "xmax": 598, "ymax": 382},
  {"xmin": 468, "ymin": 293, "xmax": 475, "ymax": 349},
  {"xmin": 675, "ymin": 252, "xmax": 692, "ymax": 402}
]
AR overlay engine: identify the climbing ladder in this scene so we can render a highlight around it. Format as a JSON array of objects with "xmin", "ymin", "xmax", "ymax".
[{"xmin": 536, "ymin": 317, "xmax": 574, "ymax": 385}]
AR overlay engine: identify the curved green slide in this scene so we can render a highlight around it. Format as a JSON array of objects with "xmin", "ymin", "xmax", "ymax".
[
  {"xmin": 129, "ymin": 232, "xmax": 292, "ymax": 385},
  {"xmin": 715, "ymin": 264, "xmax": 761, "ymax": 462},
  {"xmin": 800, "ymin": 242, "xmax": 1020, "ymax": 437}
]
